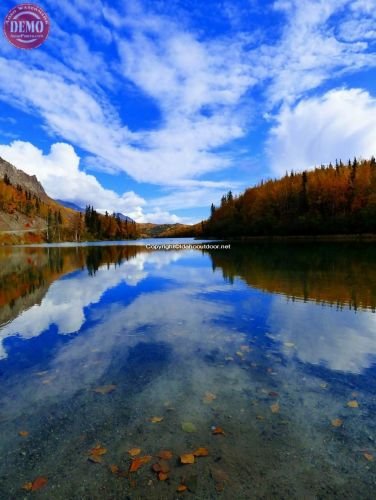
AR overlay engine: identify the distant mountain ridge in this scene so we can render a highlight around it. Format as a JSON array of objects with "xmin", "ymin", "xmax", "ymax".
[
  {"xmin": 114, "ymin": 212, "xmax": 135, "ymax": 223},
  {"xmin": 56, "ymin": 199, "xmax": 85, "ymax": 212},
  {"xmin": 0, "ymin": 156, "xmax": 48, "ymax": 199},
  {"xmin": 56, "ymin": 202, "xmax": 135, "ymax": 224},
  {"xmin": 137, "ymin": 222, "xmax": 196, "ymax": 238}
]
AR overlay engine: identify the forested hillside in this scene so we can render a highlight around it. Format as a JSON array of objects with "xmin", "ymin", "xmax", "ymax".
[
  {"xmin": 203, "ymin": 157, "xmax": 376, "ymax": 237},
  {"xmin": 0, "ymin": 171, "xmax": 68, "ymax": 244},
  {"xmin": 0, "ymin": 158, "xmax": 138, "ymax": 244}
]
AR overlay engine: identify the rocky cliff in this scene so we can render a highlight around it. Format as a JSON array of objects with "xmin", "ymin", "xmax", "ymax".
[{"xmin": 0, "ymin": 156, "xmax": 48, "ymax": 199}]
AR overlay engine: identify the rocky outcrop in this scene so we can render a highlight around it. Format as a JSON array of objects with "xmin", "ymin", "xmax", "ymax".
[{"xmin": 0, "ymin": 156, "xmax": 48, "ymax": 199}]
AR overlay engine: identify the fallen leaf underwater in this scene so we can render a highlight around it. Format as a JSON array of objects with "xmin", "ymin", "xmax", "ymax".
[
  {"xmin": 22, "ymin": 477, "xmax": 48, "ymax": 491},
  {"xmin": 93, "ymin": 384, "xmax": 117, "ymax": 395}
]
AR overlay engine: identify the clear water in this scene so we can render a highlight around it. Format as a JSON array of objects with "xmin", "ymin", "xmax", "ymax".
[{"xmin": 0, "ymin": 242, "xmax": 375, "ymax": 499}]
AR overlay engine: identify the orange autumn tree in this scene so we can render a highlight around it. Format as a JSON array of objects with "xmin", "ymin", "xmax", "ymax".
[{"xmin": 204, "ymin": 157, "xmax": 376, "ymax": 236}]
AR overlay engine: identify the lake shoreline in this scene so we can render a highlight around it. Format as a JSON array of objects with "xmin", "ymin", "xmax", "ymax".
[
  {"xmin": 1, "ymin": 233, "xmax": 376, "ymax": 247},
  {"xmin": 202, "ymin": 233, "xmax": 376, "ymax": 243}
]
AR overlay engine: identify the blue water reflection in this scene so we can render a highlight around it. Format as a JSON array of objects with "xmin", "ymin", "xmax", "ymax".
[{"xmin": 0, "ymin": 243, "xmax": 375, "ymax": 499}]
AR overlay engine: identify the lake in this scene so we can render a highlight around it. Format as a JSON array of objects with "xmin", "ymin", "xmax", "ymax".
[{"xmin": 0, "ymin": 240, "xmax": 375, "ymax": 499}]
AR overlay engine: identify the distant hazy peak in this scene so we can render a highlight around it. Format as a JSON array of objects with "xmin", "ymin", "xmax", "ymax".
[
  {"xmin": 113, "ymin": 212, "xmax": 135, "ymax": 223},
  {"xmin": 56, "ymin": 199, "xmax": 84, "ymax": 212}
]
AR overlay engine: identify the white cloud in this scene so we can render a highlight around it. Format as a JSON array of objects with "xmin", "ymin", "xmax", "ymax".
[
  {"xmin": 267, "ymin": 88, "xmax": 376, "ymax": 175},
  {"xmin": 117, "ymin": 27, "xmax": 253, "ymax": 114},
  {"xmin": 142, "ymin": 209, "xmax": 181, "ymax": 224},
  {"xmin": 148, "ymin": 187, "xmax": 232, "ymax": 213},
  {"xmin": 113, "ymin": 7, "xmax": 255, "ymax": 183},
  {"xmin": 44, "ymin": 0, "xmax": 113, "ymax": 44},
  {"xmin": 0, "ymin": 0, "xmax": 257, "ymax": 190},
  {"xmin": 339, "ymin": 0, "xmax": 376, "ymax": 41},
  {"xmin": 350, "ymin": 0, "xmax": 376, "ymax": 15},
  {"xmin": 0, "ymin": 48, "xmax": 248, "ymax": 213},
  {"xmin": 262, "ymin": 0, "xmax": 376, "ymax": 106}
]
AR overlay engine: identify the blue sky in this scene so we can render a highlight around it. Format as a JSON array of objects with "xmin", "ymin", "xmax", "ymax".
[{"xmin": 0, "ymin": 0, "xmax": 375, "ymax": 223}]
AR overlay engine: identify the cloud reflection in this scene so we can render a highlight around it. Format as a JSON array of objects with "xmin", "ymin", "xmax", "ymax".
[
  {"xmin": 0, "ymin": 250, "xmax": 243, "ymax": 421},
  {"xmin": 0, "ymin": 251, "xmax": 182, "ymax": 359},
  {"xmin": 268, "ymin": 296, "xmax": 376, "ymax": 374}
]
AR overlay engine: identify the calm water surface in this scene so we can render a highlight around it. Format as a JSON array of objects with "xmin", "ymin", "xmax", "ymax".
[{"xmin": 0, "ymin": 241, "xmax": 375, "ymax": 499}]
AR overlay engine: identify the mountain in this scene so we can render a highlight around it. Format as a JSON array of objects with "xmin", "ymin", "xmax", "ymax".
[
  {"xmin": 158, "ymin": 223, "xmax": 202, "ymax": 237},
  {"xmin": 0, "ymin": 157, "xmax": 138, "ymax": 244},
  {"xmin": 0, "ymin": 157, "xmax": 48, "ymax": 199},
  {"xmin": 114, "ymin": 212, "xmax": 135, "ymax": 223},
  {"xmin": 55, "ymin": 204, "xmax": 135, "ymax": 224},
  {"xmin": 137, "ymin": 222, "xmax": 199, "ymax": 238},
  {"xmin": 0, "ymin": 157, "xmax": 79, "ymax": 244},
  {"xmin": 56, "ymin": 199, "xmax": 85, "ymax": 212},
  {"xmin": 137, "ymin": 223, "xmax": 176, "ymax": 238}
]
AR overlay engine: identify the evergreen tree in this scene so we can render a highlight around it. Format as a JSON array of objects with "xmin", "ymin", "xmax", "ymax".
[
  {"xmin": 210, "ymin": 203, "xmax": 216, "ymax": 218},
  {"xmin": 300, "ymin": 171, "xmax": 308, "ymax": 212}
]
